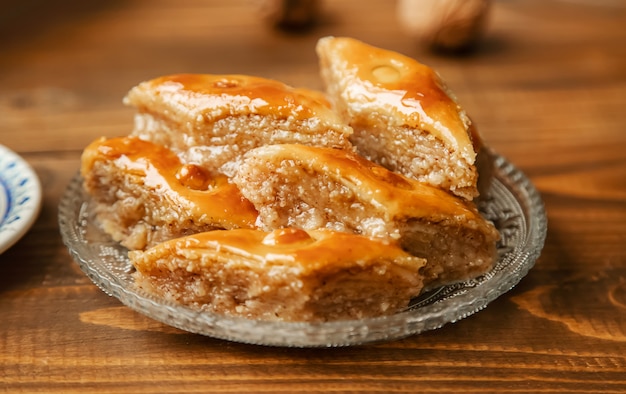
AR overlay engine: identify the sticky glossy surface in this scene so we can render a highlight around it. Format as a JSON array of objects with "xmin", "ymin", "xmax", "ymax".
[
  {"xmin": 125, "ymin": 74, "xmax": 337, "ymax": 122},
  {"xmin": 81, "ymin": 137, "xmax": 258, "ymax": 229},
  {"xmin": 250, "ymin": 144, "xmax": 491, "ymax": 228},
  {"xmin": 317, "ymin": 37, "xmax": 473, "ymax": 155},
  {"xmin": 133, "ymin": 228, "xmax": 424, "ymax": 274}
]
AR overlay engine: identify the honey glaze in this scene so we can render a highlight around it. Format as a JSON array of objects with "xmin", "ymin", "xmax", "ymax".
[
  {"xmin": 82, "ymin": 137, "xmax": 258, "ymax": 228},
  {"xmin": 262, "ymin": 228, "xmax": 313, "ymax": 246},
  {"xmin": 254, "ymin": 144, "xmax": 487, "ymax": 224},
  {"xmin": 175, "ymin": 164, "xmax": 213, "ymax": 191},
  {"xmin": 318, "ymin": 37, "xmax": 472, "ymax": 154},
  {"xmin": 158, "ymin": 228, "xmax": 426, "ymax": 273},
  {"xmin": 130, "ymin": 74, "xmax": 336, "ymax": 123}
]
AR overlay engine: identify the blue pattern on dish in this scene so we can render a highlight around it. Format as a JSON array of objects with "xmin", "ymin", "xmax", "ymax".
[
  {"xmin": 0, "ymin": 156, "xmax": 33, "ymax": 227},
  {"xmin": 0, "ymin": 145, "xmax": 42, "ymax": 253}
]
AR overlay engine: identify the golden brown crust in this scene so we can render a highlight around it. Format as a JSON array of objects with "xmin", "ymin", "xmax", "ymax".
[
  {"xmin": 129, "ymin": 228, "xmax": 426, "ymax": 322},
  {"xmin": 123, "ymin": 73, "xmax": 354, "ymax": 176},
  {"xmin": 81, "ymin": 136, "xmax": 258, "ymax": 250},
  {"xmin": 316, "ymin": 36, "xmax": 479, "ymax": 199},
  {"xmin": 125, "ymin": 73, "xmax": 341, "ymax": 124},
  {"xmin": 235, "ymin": 144, "xmax": 489, "ymax": 228},
  {"xmin": 317, "ymin": 37, "xmax": 472, "ymax": 150}
]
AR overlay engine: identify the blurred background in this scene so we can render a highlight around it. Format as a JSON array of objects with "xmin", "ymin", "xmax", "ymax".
[{"xmin": 0, "ymin": 0, "xmax": 625, "ymax": 192}]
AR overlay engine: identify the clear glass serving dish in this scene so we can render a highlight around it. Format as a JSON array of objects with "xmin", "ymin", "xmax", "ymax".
[{"xmin": 58, "ymin": 152, "xmax": 547, "ymax": 347}]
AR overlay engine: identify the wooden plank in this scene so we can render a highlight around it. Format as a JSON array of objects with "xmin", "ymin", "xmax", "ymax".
[{"xmin": 1, "ymin": 0, "xmax": 625, "ymax": 392}]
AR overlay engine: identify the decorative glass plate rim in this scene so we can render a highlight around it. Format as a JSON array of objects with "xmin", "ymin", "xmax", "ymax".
[
  {"xmin": 0, "ymin": 144, "xmax": 42, "ymax": 255},
  {"xmin": 58, "ymin": 151, "xmax": 547, "ymax": 347}
]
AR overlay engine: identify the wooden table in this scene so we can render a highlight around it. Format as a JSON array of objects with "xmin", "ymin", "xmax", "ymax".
[{"xmin": 1, "ymin": 0, "xmax": 625, "ymax": 392}]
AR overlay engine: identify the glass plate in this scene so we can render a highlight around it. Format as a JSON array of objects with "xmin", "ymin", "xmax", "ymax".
[
  {"xmin": 0, "ymin": 144, "xmax": 42, "ymax": 255},
  {"xmin": 58, "ymin": 152, "xmax": 547, "ymax": 347}
]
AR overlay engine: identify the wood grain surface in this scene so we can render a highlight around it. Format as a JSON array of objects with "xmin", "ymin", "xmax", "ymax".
[{"xmin": 1, "ymin": 0, "xmax": 625, "ymax": 392}]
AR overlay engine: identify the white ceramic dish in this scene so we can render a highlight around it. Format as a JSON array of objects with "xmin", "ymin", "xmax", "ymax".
[
  {"xmin": 59, "ymin": 152, "xmax": 547, "ymax": 347},
  {"xmin": 0, "ymin": 145, "xmax": 42, "ymax": 255}
]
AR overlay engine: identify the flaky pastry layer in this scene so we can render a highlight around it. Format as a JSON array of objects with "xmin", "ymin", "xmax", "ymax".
[{"xmin": 129, "ymin": 228, "xmax": 426, "ymax": 322}]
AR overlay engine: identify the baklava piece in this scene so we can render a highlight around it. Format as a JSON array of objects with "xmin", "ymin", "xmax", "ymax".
[
  {"xmin": 316, "ymin": 36, "xmax": 481, "ymax": 200},
  {"xmin": 129, "ymin": 228, "xmax": 426, "ymax": 322},
  {"xmin": 124, "ymin": 73, "xmax": 354, "ymax": 176},
  {"xmin": 233, "ymin": 144, "xmax": 499, "ymax": 287},
  {"xmin": 81, "ymin": 136, "xmax": 258, "ymax": 250}
]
